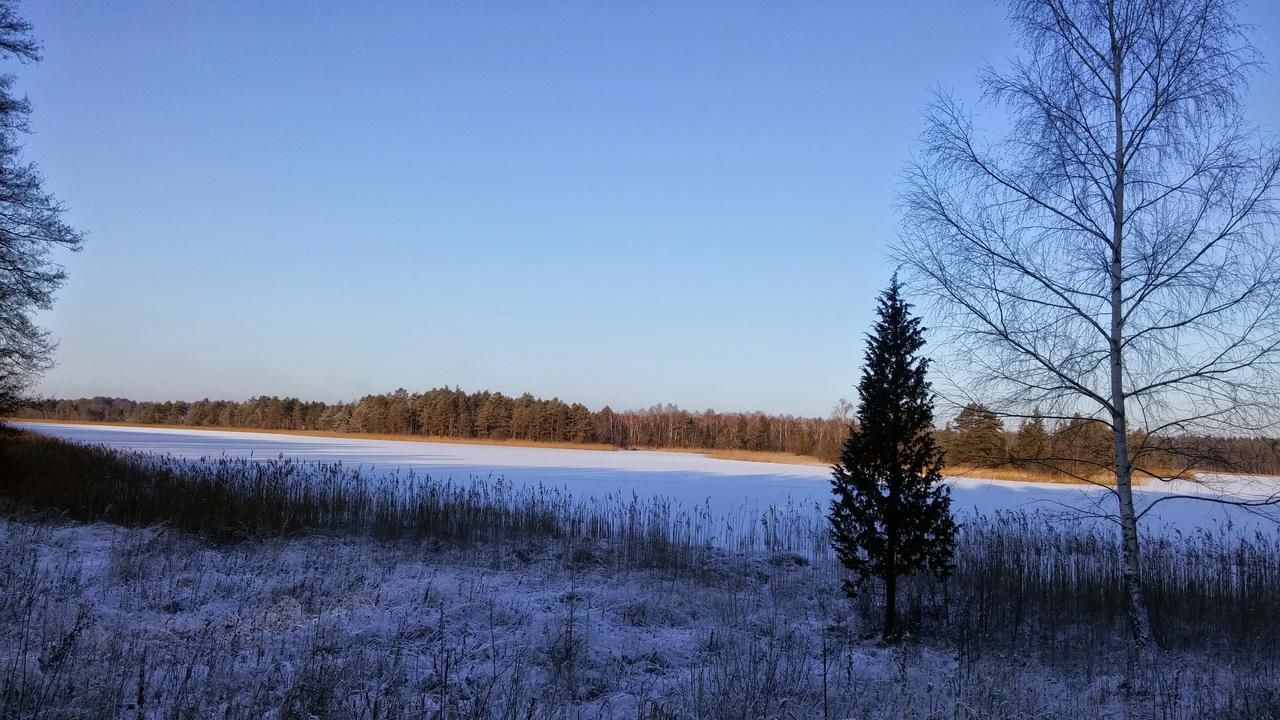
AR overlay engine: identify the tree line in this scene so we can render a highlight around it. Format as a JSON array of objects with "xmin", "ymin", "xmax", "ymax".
[
  {"xmin": 18, "ymin": 392, "xmax": 1280, "ymax": 474},
  {"xmin": 17, "ymin": 390, "xmax": 849, "ymax": 460},
  {"xmin": 938, "ymin": 403, "xmax": 1280, "ymax": 478}
]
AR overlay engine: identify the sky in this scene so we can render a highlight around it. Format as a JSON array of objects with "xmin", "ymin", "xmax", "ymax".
[{"xmin": 15, "ymin": 1, "xmax": 1280, "ymax": 418}]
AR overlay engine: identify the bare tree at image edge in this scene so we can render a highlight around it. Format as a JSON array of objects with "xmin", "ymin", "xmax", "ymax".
[
  {"xmin": 0, "ymin": 2, "xmax": 83, "ymax": 414},
  {"xmin": 896, "ymin": 0, "xmax": 1280, "ymax": 651}
]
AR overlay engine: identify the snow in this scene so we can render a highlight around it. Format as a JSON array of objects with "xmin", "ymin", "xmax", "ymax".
[
  {"xmin": 14, "ymin": 421, "xmax": 1280, "ymax": 535},
  {"xmin": 0, "ymin": 517, "xmax": 1250, "ymax": 718},
  {"xmin": 5, "ymin": 422, "xmax": 1279, "ymax": 716}
]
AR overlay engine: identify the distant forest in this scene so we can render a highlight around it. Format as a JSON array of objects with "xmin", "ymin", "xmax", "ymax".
[
  {"xmin": 17, "ymin": 390, "xmax": 1280, "ymax": 475},
  {"xmin": 18, "ymin": 390, "xmax": 850, "ymax": 460}
]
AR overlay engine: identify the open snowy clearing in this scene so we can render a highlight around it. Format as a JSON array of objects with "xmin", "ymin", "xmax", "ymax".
[{"xmin": 17, "ymin": 422, "xmax": 1280, "ymax": 536}]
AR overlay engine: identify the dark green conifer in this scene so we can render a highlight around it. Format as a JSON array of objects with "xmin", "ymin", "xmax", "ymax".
[
  {"xmin": 1013, "ymin": 409, "xmax": 1049, "ymax": 469},
  {"xmin": 830, "ymin": 277, "xmax": 956, "ymax": 641},
  {"xmin": 951, "ymin": 403, "xmax": 1006, "ymax": 466}
]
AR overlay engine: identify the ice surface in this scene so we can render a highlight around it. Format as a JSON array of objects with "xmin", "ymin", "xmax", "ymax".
[{"xmin": 15, "ymin": 422, "xmax": 1280, "ymax": 535}]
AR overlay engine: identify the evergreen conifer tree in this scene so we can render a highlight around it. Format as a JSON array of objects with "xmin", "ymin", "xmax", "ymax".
[
  {"xmin": 830, "ymin": 278, "xmax": 956, "ymax": 641},
  {"xmin": 951, "ymin": 403, "xmax": 1006, "ymax": 466},
  {"xmin": 1013, "ymin": 409, "xmax": 1049, "ymax": 469}
]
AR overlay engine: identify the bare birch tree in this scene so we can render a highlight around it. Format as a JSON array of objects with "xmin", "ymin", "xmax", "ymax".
[{"xmin": 896, "ymin": 0, "xmax": 1280, "ymax": 650}]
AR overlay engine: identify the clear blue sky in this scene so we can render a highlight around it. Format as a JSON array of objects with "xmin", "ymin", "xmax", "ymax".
[{"xmin": 18, "ymin": 1, "xmax": 1280, "ymax": 417}]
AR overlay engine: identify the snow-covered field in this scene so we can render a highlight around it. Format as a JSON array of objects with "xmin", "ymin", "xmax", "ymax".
[
  {"xmin": 16, "ymin": 422, "xmax": 1280, "ymax": 535},
  {"xmin": 6, "ymin": 423, "xmax": 1280, "ymax": 718},
  {"xmin": 3, "ymin": 518, "xmax": 1271, "ymax": 719}
]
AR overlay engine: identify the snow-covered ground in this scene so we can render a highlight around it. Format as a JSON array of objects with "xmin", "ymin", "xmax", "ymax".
[
  {"xmin": 1, "ymin": 518, "xmax": 1267, "ymax": 719},
  {"xmin": 6, "ymin": 424, "xmax": 1279, "ymax": 717},
  {"xmin": 16, "ymin": 422, "xmax": 1280, "ymax": 536}
]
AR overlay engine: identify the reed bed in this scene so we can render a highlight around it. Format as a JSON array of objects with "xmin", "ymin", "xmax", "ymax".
[
  {"xmin": 0, "ymin": 429, "xmax": 823, "ymax": 570},
  {"xmin": 892, "ymin": 512, "xmax": 1280, "ymax": 663}
]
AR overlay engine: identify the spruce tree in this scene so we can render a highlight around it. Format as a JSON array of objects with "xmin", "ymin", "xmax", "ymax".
[
  {"xmin": 951, "ymin": 402, "xmax": 1006, "ymax": 466},
  {"xmin": 1013, "ymin": 409, "xmax": 1049, "ymax": 470},
  {"xmin": 830, "ymin": 278, "xmax": 956, "ymax": 641}
]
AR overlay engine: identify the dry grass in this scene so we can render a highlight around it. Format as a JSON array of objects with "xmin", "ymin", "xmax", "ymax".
[
  {"xmin": 946, "ymin": 464, "xmax": 1203, "ymax": 487},
  {"xmin": 655, "ymin": 446, "xmax": 829, "ymax": 466},
  {"xmin": 945, "ymin": 464, "xmax": 1096, "ymax": 485}
]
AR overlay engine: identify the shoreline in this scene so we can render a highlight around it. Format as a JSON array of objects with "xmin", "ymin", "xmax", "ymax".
[{"xmin": 8, "ymin": 417, "xmax": 836, "ymax": 467}]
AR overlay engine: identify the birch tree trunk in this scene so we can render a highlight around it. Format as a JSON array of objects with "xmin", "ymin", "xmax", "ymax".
[{"xmin": 1106, "ymin": 0, "xmax": 1154, "ymax": 649}]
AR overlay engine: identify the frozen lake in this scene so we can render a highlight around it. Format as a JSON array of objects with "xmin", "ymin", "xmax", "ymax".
[{"xmin": 16, "ymin": 422, "xmax": 1280, "ymax": 535}]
